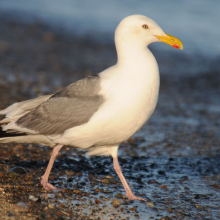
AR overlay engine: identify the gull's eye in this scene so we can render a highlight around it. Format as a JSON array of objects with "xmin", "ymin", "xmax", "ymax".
[{"xmin": 142, "ymin": 24, "xmax": 148, "ymax": 29}]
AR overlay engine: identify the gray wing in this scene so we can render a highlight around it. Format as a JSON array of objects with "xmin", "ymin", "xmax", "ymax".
[{"xmin": 16, "ymin": 75, "xmax": 104, "ymax": 135}]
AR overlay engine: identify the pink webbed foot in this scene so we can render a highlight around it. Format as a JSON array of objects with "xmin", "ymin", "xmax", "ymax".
[
  {"xmin": 126, "ymin": 193, "xmax": 146, "ymax": 201},
  {"xmin": 41, "ymin": 176, "xmax": 62, "ymax": 191}
]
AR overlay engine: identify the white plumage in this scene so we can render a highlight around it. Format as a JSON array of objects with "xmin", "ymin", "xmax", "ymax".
[{"xmin": 0, "ymin": 15, "xmax": 183, "ymax": 200}]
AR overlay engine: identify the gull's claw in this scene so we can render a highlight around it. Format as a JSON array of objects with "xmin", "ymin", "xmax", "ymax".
[
  {"xmin": 126, "ymin": 193, "xmax": 146, "ymax": 201},
  {"xmin": 41, "ymin": 177, "xmax": 62, "ymax": 191}
]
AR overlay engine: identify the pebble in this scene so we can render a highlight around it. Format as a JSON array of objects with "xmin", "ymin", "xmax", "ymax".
[
  {"xmin": 73, "ymin": 189, "xmax": 81, "ymax": 194},
  {"xmin": 112, "ymin": 199, "xmax": 120, "ymax": 208},
  {"xmin": 159, "ymin": 217, "xmax": 172, "ymax": 220},
  {"xmin": 16, "ymin": 202, "xmax": 29, "ymax": 209},
  {"xmin": 115, "ymin": 193, "xmax": 126, "ymax": 199},
  {"xmin": 95, "ymin": 199, "xmax": 101, "ymax": 204},
  {"xmin": 129, "ymin": 207, "xmax": 137, "ymax": 211},
  {"xmin": 65, "ymin": 171, "xmax": 74, "ymax": 176},
  {"xmin": 146, "ymin": 202, "xmax": 154, "ymax": 207},
  {"xmin": 94, "ymin": 188, "xmax": 102, "ymax": 192},
  {"xmin": 167, "ymin": 207, "xmax": 172, "ymax": 213},
  {"xmin": 48, "ymin": 203, "xmax": 55, "ymax": 209},
  {"xmin": 106, "ymin": 175, "xmax": 115, "ymax": 179},
  {"xmin": 211, "ymin": 184, "xmax": 220, "ymax": 189},
  {"xmin": 195, "ymin": 205, "xmax": 206, "ymax": 211},
  {"xmin": 101, "ymin": 178, "xmax": 110, "ymax": 184},
  {"xmin": 148, "ymin": 180, "xmax": 160, "ymax": 185},
  {"xmin": 29, "ymin": 195, "xmax": 40, "ymax": 202},
  {"xmin": 8, "ymin": 167, "xmax": 26, "ymax": 175}
]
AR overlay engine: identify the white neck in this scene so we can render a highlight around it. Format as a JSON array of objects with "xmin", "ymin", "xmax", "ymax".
[{"xmin": 115, "ymin": 38, "xmax": 159, "ymax": 79}]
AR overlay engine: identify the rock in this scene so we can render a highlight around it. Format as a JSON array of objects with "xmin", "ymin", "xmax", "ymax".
[
  {"xmin": 0, "ymin": 172, "xmax": 5, "ymax": 177},
  {"xmin": 78, "ymin": 172, "xmax": 83, "ymax": 176},
  {"xmin": 48, "ymin": 203, "xmax": 55, "ymax": 209},
  {"xmin": 159, "ymin": 217, "xmax": 172, "ymax": 220},
  {"xmin": 95, "ymin": 199, "xmax": 101, "ymax": 204},
  {"xmin": 167, "ymin": 207, "xmax": 172, "ymax": 213},
  {"xmin": 129, "ymin": 207, "xmax": 137, "ymax": 211},
  {"xmin": 94, "ymin": 188, "xmax": 102, "ymax": 192},
  {"xmin": 65, "ymin": 171, "xmax": 74, "ymax": 176},
  {"xmin": 8, "ymin": 167, "xmax": 26, "ymax": 175},
  {"xmin": 112, "ymin": 199, "xmax": 120, "ymax": 208},
  {"xmin": 73, "ymin": 189, "xmax": 81, "ymax": 194},
  {"xmin": 101, "ymin": 178, "xmax": 110, "ymax": 184},
  {"xmin": 106, "ymin": 175, "xmax": 115, "ymax": 179},
  {"xmin": 100, "ymin": 196, "xmax": 109, "ymax": 201},
  {"xmin": 115, "ymin": 193, "xmax": 126, "ymax": 199},
  {"xmin": 89, "ymin": 174, "xmax": 94, "ymax": 179},
  {"xmin": 17, "ymin": 202, "xmax": 29, "ymax": 209},
  {"xmin": 195, "ymin": 205, "xmax": 206, "ymax": 211},
  {"xmin": 211, "ymin": 184, "xmax": 220, "ymax": 189},
  {"xmin": 146, "ymin": 202, "xmax": 154, "ymax": 207},
  {"xmin": 29, "ymin": 195, "xmax": 40, "ymax": 202},
  {"xmin": 147, "ymin": 180, "xmax": 160, "ymax": 185}
]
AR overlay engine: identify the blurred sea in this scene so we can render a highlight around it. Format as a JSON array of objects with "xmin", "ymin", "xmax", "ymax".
[{"xmin": 0, "ymin": 0, "xmax": 219, "ymax": 58}]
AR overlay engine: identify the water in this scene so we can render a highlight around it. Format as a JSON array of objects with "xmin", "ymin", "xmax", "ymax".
[{"xmin": 0, "ymin": 0, "xmax": 219, "ymax": 57}]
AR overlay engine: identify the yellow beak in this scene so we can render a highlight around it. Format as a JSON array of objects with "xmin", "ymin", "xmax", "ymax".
[{"xmin": 155, "ymin": 33, "xmax": 183, "ymax": 50}]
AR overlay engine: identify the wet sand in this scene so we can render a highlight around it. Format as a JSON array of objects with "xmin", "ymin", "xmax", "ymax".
[{"xmin": 0, "ymin": 19, "xmax": 220, "ymax": 220}]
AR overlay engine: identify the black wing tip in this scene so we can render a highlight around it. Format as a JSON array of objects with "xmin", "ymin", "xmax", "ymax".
[{"xmin": 0, "ymin": 127, "xmax": 26, "ymax": 138}]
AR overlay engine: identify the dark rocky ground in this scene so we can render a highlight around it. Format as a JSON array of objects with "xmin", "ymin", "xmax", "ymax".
[{"xmin": 0, "ymin": 18, "xmax": 220, "ymax": 220}]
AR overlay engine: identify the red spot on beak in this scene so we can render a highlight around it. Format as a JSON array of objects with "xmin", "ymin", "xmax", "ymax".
[{"xmin": 172, "ymin": 44, "xmax": 180, "ymax": 49}]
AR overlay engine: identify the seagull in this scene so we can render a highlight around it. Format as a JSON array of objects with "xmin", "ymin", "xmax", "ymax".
[{"xmin": 0, "ymin": 15, "xmax": 183, "ymax": 200}]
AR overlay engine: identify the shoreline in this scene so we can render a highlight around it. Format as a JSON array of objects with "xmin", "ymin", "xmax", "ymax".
[{"xmin": 0, "ymin": 17, "xmax": 220, "ymax": 220}]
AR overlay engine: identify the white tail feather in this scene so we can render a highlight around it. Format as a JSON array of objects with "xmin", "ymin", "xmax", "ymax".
[{"xmin": 0, "ymin": 135, "xmax": 55, "ymax": 147}]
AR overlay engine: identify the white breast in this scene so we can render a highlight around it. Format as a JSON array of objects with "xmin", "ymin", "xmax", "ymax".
[{"xmin": 55, "ymin": 49, "xmax": 160, "ymax": 148}]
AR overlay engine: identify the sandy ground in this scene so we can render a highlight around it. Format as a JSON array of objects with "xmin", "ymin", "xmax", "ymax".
[{"xmin": 0, "ymin": 18, "xmax": 220, "ymax": 220}]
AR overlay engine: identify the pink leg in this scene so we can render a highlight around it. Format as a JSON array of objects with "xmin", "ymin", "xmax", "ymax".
[
  {"xmin": 113, "ymin": 156, "xmax": 145, "ymax": 201},
  {"xmin": 41, "ymin": 144, "xmax": 63, "ymax": 191}
]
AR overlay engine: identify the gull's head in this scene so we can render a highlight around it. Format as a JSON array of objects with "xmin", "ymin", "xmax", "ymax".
[{"xmin": 115, "ymin": 15, "xmax": 183, "ymax": 50}]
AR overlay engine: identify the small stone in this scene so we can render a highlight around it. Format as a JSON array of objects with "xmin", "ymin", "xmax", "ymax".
[
  {"xmin": 29, "ymin": 195, "xmax": 40, "ymax": 202},
  {"xmin": 146, "ymin": 202, "xmax": 154, "ymax": 207},
  {"xmin": 112, "ymin": 199, "xmax": 120, "ymax": 208},
  {"xmin": 195, "ymin": 205, "xmax": 206, "ymax": 210},
  {"xmin": 73, "ymin": 189, "xmax": 81, "ymax": 194},
  {"xmin": 95, "ymin": 199, "xmax": 101, "ymax": 204},
  {"xmin": 160, "ymin": 185, "xmax": 167, "ymax": 189},
  {"xmin": 159, "ymin": 217, "xmax": 172, "ymax": 220},
  {"xmin": 148, "ymin": 180, "xmax": 160, "ymax": 185},
  {"xmin": 59, "ymin": 203, "xmax": 66, "ymax": 209},
  {"xmin": 78, "ymin": 172, "xmax": 83, "ymax": 176},
  {"xmin": 211, "ymin": 184, "xmax": 220, "ymax": 189},
  {"xmin": 106, "ymin": 175, "xmax": 115, "ymax": 179},
  {"xmin": 129, "ymin": 207, "xmax": 137, "ymax": 211},
  {"xmin": 17, "ymin": 202, "xmax": 29, "ymax": 209},
  {"xmin": 8, "ymin": 167, "xmax": 26, "ymax": 175},
  {"xmin": 101, "ymin": 196, "xmax": 109, "ymax": 201},
  {"xmin": 115, "ymin": 193, "xmax": 126, "ymax": 199},
  {"xmin": 95, "ymin": 188, "xmax": 102, "ymax": 192},
  {"xmin": 48, "ymin": 203, "xmax": 54, "ymax": 209},
  {"xmin": 66, "ymin": 171, "xmax": 74, "ymax": 175},
  {"xmin": 167, "ymin": 207, "xmax": 172, "ymax": 213},
  {"xmin": 89, "ymin": 174, "xmax": 94, "ymax": 179},
  {"xmin": 101, "ymin": 178, "xmax": 110, "ymax": 184}
]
